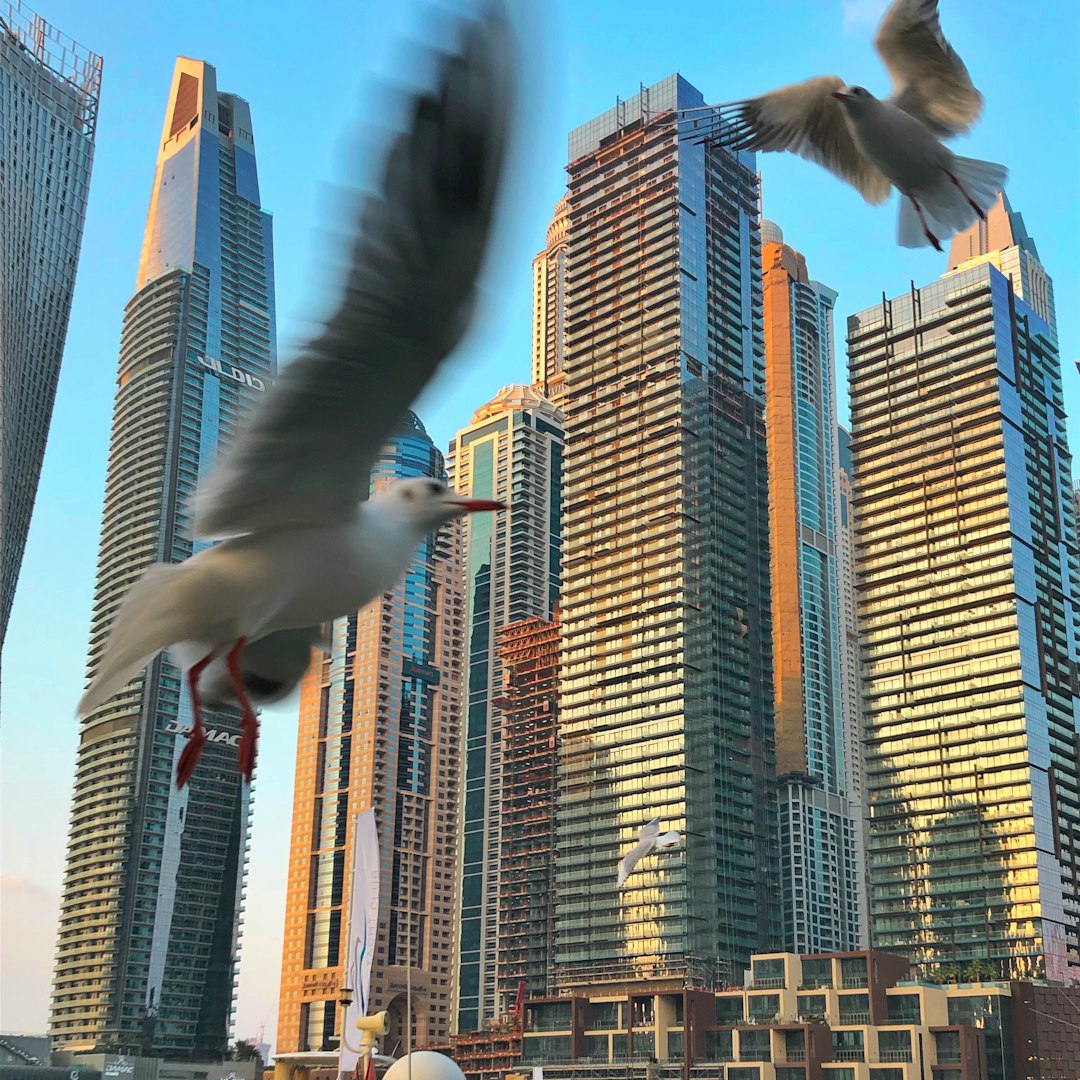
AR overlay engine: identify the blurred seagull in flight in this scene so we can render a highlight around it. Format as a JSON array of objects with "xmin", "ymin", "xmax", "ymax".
[
  {"xmin": 679, "ymin": 0, "xmax": 1007, "ymax": 250},
  {"xmin": 78, "ymin": 5, "xmax": 514, "ymax": 786},
  {"xmin": 617, "ymin": 818, "xmax": 681, "ymax": 888}
]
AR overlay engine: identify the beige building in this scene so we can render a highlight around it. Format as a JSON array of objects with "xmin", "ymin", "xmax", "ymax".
[{"xmin": 277, "ymin": 413, "xmax": 465, "ymax": 1054}]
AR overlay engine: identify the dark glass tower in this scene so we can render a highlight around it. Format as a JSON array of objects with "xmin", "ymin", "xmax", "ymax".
[
  {"xmin": 849, "ymin": 195, "xmax": 1079, "ymax": 984},
  {"xmin": 0, "ymin": 3, "xmax": 101, "ymax": 650},
  {"xmin": 51, "ymin": 58, "xmax": 275, "ymax": 1056},
  {"xmin": 447, "ymin": 386, "xmax": 563, "ymax": 1030},
  {"xmin": 554, "ymin": 74, "xmax": 778, "ymax": 989}
]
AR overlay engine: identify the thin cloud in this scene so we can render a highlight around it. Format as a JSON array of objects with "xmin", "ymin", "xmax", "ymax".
[{"xmin": 842, "ymin": 0, "xmax": 889, "ymax": 32}]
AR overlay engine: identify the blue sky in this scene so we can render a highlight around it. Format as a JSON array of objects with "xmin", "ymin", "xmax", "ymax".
[{"xmin": 2, "ymin": 0, "xmax": 1078, "ymax": 1045}]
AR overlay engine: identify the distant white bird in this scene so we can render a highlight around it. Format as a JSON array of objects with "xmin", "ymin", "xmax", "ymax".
[
  {"xmin": 77, "ymin": 7, "xmax": 514, "ymax": 787},
  {"xmin": 679, "ymin": 0, "xmax": 1007, "ymax": 251},
  {"xmin": 617, "ymin": 817, "xmax": 681, "ymax": 887}
]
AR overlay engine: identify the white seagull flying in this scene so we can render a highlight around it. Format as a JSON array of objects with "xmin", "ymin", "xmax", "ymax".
[
  {"xmin": 679, "ymin": 0, "xmax": 1007, "ymax": 251},
  {"xmin": 617, "ymin": 817, "xmax": 681, "ymax": 888},
  {"xmin": 77, "ymin": 6, "xmax": 515, "ymax": 787}
]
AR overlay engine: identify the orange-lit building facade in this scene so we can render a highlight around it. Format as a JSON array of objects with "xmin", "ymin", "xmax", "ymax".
[
  {"xmin": 531, "ymin": 196, "xmax": 568, "ymax": 404},
  {"xmin": 277, "ymin": 412, "xmax": 466, "ymax": 1053},
  {"xmin": 761, "ymin": 222, "xmax": 865, "ymax": 955}
]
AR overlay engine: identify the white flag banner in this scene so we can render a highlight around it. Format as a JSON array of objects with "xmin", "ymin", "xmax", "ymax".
[{"xmin": 340, "ymin": 809, "xmax": 381, "ymax": 1077}]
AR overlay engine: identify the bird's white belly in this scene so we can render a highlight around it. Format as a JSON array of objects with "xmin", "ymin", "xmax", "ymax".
[
  {"xmin": 851, "ymin": 107, "xmax": 949, "ymax": 193},
  {"xmin": 234, "ymin": 526, "xmax": 411, "ymax": 638}
]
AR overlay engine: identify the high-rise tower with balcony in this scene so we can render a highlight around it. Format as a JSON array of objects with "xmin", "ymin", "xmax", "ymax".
[
  {"xmin": 447, "ymin": 385, "xmax": 563, "ymax": 1030},
  {"xmin": 760, "ymin": 221, "xmax": 865, "ymax": 953},
  {"xmin": 848, "ymin": 194, "xmax": 1079, "ymax": 983},
  {"xmin": 531, "ymin": 197, "xmax": 568, "ymax": 404},
  {"xmin": 51, "ymin": 58, "xmax": 275, "ymax": 1057},
  {"xmin": 554, "ymin": 75, "xmax": 778, "ymax": 990},
  {"xmin": 278, "ymin": 412, "xmax": 466, "ymax": 1052},
  {"xmin": 0, "ymin": 2, "xmax": 101, "ymax": 649}
]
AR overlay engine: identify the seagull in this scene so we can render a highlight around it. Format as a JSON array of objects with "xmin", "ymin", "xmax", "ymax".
[
  {"xmin": 678, "ymin": 0, "xmax": 1007, "ymax": 251},
  {"xmin": 617, "ymin": 817, "xmax": 681, "ymax": 888},
  {"xmin": 77, "ymin": 6, "xmax": 514, "ymax": 787}
]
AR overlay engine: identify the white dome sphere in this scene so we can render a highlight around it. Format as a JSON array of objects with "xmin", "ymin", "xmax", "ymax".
[{"xmin": 383, "ymin": 1053, "xmax": 466, "ymax": 1080}]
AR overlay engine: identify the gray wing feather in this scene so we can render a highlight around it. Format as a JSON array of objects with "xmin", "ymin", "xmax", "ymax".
[
  {"xmin": 876, "ymin": 0, "xmax": 983, "ymax": 136},
  {"xmin": 78, "ymin": 563, "xmax": 204, "ymax": 716},
  {"xmin": 679, "ymin": 76, "xmax": 891, "ymax": 205},
  {"xmin": 193, "ymin": 9, "xmax": 514, "ymax": 539}
]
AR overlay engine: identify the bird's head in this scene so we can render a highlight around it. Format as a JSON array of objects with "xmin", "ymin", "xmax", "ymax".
[
  {"xmin": 380, "ymin": 476, "xmax": 505, "ymax": 529},
  {"xmin": 832, "ymin": 85, "xmax": 877, "ymax": 113}
]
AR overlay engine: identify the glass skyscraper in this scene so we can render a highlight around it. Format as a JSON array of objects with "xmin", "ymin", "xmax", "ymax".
[
  {"xmin": 760, "ymin": 221, "xmax": 865, "ymax": 953},
  {"xmin": 447, "ymin": 385, "xmax": 563, "ymax": 1031},
  {"xmin": 51, "ymin": 58, "xmax": 275, "ymax": 1056},
  {"xmin": 0, "ymin": 2, "xmax": 101, "ymax": 650},
  {"xmin": 848, "ymin": 194, "xmax": 1079, "ymax": 984},
  {"xmin": 555, "ymin": 75, "xmax": 778, "ymax": 989},
  {"xmin": 278, "ymin": 412, "xmax": 465, "ymax": 1052}
]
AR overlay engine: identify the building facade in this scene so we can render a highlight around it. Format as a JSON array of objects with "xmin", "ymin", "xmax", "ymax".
[
  {"xmin": 278, "ymin": 413, "xmax": 465, "ymax": 1054},
  {"xmin": 0, "ymin": 2, "xmax": 101, "ymax": 648},
  {"xmin": 848, "ymin": 196, "xmax": 1080, "ymax": 984},
  {"xmin": 447, "ymin": 386, "xmax": 563, "ymax": 1031},
  {"xmin": 760, "ymin": 222, "xmax": 865, "ymax": 954},
  {"xmin": 50, "ymin": 58, "xmax": 275, "ymax": 1057},
  {"xmin": 555, "ymin": 74, "xmax": 777, "ymax": 989},
  {"xmin": 531, "ymin": 196, "xmax": 568, "ymax": 404},
  {"xmin": 494, "ymin": 616, "xmax": 561, "ymax": 1007}
]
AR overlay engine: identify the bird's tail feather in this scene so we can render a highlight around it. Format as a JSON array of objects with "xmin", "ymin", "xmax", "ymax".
[
  {"xmin": 898, "ymin": 156, "xmax": 1008, "ymax": 249},
  {"xmin": 78, "ymin": 563, "xmax": 207, "ymax": 717}
]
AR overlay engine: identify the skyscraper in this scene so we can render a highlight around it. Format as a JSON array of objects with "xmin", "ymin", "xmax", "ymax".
[
  {"xmin": 554, "ymin": 75, "xmax": 777, "ymax": 989},
  {"xmin": 759, "ymin": 221, "xmax": 865, "ymax": 953},
  {"xmin": 0, "ymin": 2, "xmax": 101, "ymax": 650},
  {"xmin": 51, "ymin": 59, "xmax": 275, "ymax": 1057},
  {"xmin": 447, "ymin": 385, "xmax": 563, "ymax": 1031},
  {"xmin": 848, "ymin": 194, "xmax": 1079, "ymax": 983},
  {"xmin": 531, "ymin": 197, "xmax": 568, "ymax": 404},
  {"xmin": 278, "ymin": 412, "xmax": 465, "ymax": 1053}
]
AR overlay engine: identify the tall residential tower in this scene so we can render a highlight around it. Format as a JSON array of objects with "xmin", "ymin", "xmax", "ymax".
[
  {"xmin": 555, "ymin": 75, "xmax": 778, "ymax": 989},
  {"xmin": 447, "ymin": 385, "xmax": 563, "ymax": 1031},
  {"xmin": 760, "ymin": 221, "xmax": 865, "ymax": 953},
  {"xmin": 278, "ymin": 413, "xmax": 466, "ymax": 1052},
  {"xmin": 848, "ymin": 194, "xmax": 1079, "ymax": 983},
  {"xmin": 0, "ymin": 2, "xmax": 101, "ymax": 649},
  {"xmin": 51, "ymin": 59, "xmax": 275, "ymax": 1057}
]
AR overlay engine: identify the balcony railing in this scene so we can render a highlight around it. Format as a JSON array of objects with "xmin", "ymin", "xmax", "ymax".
[
  {"xmin": 833, "ymin": 1049, "xmax": 866, "ymax": 1062},
  {"xmin": 737, "ymin": 1051, "xmax": 771, "ymax": 1062},
  {"xmin": 841, "ymin": 976, "xmax": 869, "ymax": 989},
  {"xmin": 798, "ymin": 980, "xmax": 832, "ymax": 990},
  {"xmin": 777, "ymin": 1051, "xmax": 806, "ymax": 1063},
  {"xmin": 937, "ymin": 1053, "xmax": 963, "ymax": 1065},
  {"xmin": 878, "ymin": 1050, "xmax": 914, "ymax": 1063},
  {"xmin": 749, "ymin": 977, "xmax": 786, "ymax": 989},
  {"xmin": 837, "ymin": 1013, "xmax": 871, "ymax": 1025}
]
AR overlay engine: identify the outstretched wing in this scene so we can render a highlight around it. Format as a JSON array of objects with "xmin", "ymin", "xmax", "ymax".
[
  {"xmin": 876, "ymin": 0, "xmax": 982, "ymax": 136},
  {"xmin": 193, "ymin": 8, "xmax": 514, "ymax": 539},
  {"xmin": 78, "ymin": 563, "xmax": 207, "ymax": 716},
  {"xmin": 679, "ymin": 76, "xmax": 891, "ymax": 205},
  {"xmin": 656, "ymin": 830, "xmax": 680, "ymax": 848},
  {"xmin": 617, "ymin": 839, "xmax": 651, "ymax": 887}
]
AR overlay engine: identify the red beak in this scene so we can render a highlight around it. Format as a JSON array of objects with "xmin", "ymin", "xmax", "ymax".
[
  {"xmin": 449, "ymin": 497, "xmax": 505, "ymax": 513},
  {"xmin": 832, "ymin": 91, "xmax": 851, "ymax": 101}
]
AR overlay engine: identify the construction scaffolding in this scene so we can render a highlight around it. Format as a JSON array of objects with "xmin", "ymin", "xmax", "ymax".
[{"xmin": 494, "ymin": 617, "xmax": 561, "ymax": 1012}]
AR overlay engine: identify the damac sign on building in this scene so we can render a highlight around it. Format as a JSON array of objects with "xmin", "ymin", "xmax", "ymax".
[
  {"xmin": 196, "ymin": 354, "xmax": 268, "ymax": 392},
  {"xmin": 164, "ymin": 719, "xmax": 240, "ymax": 747}
]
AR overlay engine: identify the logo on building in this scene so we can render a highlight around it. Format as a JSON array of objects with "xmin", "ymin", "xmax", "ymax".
[
  {"xmin": 196, "ymin": 354, "xmax": 268, "ymax": 392},
  {"xmin": 104, "ymin": 1057, "xmax": 133, "ymax": 1078},
  {"xmin": 164, "ymin": 719, "xmax": 241, "ymax": 747}
]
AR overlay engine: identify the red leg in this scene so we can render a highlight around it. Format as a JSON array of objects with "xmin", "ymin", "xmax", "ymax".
[
  {"xmin": 176, "ymin": 650, "xmax": 216, "ymax": 788},
  {"xmin": 911, "ymin": 197, "xmax": 942, "ymax": 252},
  {"xmin": 947, "ymin": 171, "xmax": 985, "ymax": 220},
  {"xmin": 226, "ymin": 637, "xmax": 259, "ymax": 782}
]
